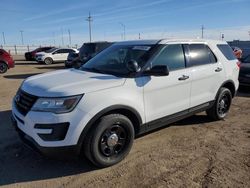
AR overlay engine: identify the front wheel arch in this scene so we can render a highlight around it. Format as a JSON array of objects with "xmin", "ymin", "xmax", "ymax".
[{"xmin": 76, "ymin": 105, "xmax": 142, "ymax": 156}]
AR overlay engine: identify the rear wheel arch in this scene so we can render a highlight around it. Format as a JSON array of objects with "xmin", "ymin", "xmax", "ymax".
[{"xmin": 220, "ymin": 80, "xmax": 236, "ymax": 98}]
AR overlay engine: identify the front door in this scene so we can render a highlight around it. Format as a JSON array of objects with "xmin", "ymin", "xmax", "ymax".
[{"xmin": 143, "ymin": 44, "xmax": 191, "ymax": 123}]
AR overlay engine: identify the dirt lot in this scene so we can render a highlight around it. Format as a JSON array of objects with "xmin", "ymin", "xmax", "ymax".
[{"xmin": 0, "ymin": 61, "xmax": 250, "ymax": 188}]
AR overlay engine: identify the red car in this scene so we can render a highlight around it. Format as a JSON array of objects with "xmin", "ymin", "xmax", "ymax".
[{"xmin": 0, "ymin": 49, "xmax": 15, "ymax": 73}]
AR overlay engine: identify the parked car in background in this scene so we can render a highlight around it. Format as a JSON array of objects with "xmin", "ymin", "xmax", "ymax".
[
  {"xmin": 64, "ymin": 50, "xmax": 80, "ymax": 68},
  {"xmin": 0, "ymin": 49, "xmax": 15, "ymax": 73},
  {"xmin": 25, "ymin": 47, "xmax": 54, "ymax": 61},
  {"xmin": 65, "ymin": 42, "xmax": 113, "ymax": 68},
  {"xmin": 239, "ymin": 55, "xmax": 250, "ymax": 87},
  {"xmin": 36, "ymin": 48, "xmax": 78, "ymax": 64},
  {"xmin": 231, "ymin": 46, "xmax": 243, "ymax": 59}
]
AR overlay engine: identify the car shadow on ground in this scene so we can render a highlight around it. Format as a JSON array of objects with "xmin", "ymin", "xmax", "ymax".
[
  {"xmin": 3, "ymin": 73, "xmax": 41, "ymax": 79},
  {"xmin": 0, "ymin": 110, "xmax": 97, "ymax": 186},
  {"xmin": 0, "ymin": 109, "xmax": 213, "ymax": 186}
]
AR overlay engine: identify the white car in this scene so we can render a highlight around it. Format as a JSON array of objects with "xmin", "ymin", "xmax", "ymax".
[
  {"xmin": 12, "ymin": 39, "xmax": 240, "ymax": 167},
  {"xmin": 36, "ymin": 48, "xmax": 78, "ymax": 64}
]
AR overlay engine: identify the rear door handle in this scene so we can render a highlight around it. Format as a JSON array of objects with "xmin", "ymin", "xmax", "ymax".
[
  {"xmin": 178, "ymin": 75, "xmax": 189, "ymax": 81},
  {"xmin": 215, "ymin": 67, "xmax": 222, "ymax": 72}
]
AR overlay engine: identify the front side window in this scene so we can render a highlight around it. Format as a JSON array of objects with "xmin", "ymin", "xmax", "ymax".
[
  {"xmin": 151, "ymin": 44, "xmax": 185, "ymax": 71},
  {"xmin": 186, "ymin": 44, "xmax": 217, "ymax": 67}
]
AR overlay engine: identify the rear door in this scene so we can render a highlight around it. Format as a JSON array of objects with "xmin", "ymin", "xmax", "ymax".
[{"xmin": 184, "ymin": 43, "xmax": 224, "ymax": 107}]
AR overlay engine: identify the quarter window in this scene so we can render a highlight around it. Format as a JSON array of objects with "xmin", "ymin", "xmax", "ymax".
[
  {"xmin": 151, "ymin": 44, "xmax": 185, "ymax": 71},
  {"xmin": 217, "ymin": 44, "xmax": 236, "ymax": 60}
]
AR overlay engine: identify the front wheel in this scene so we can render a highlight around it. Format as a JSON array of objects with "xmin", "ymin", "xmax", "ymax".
[
  {"xmin": 206, "ymin": 87, "xmax": 232, "ymax": 120},
  {"xmin": 44, "ymin": 57, "xmax": 53, "ymax": 65},
  {"xmin": 84, "ymin": 114, "xmax": 135, "ymax": 167},
  {"xmin": 0, "ymin": 62, "xmax": 8, "ymax": 73}
]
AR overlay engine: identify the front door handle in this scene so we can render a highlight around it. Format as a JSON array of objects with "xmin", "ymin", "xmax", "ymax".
[
  {"xmin": 178, "ymin": 75, "xmax": 189, "ymax": 81},
  {"xmin": 215, "ymin": 67, "xmax": 222, "ymax": 72}
]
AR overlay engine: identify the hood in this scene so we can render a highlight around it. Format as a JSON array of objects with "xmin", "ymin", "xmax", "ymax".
[{"xmin": 21, "ymin": 69, "xmax": 126, "ymax": 97}]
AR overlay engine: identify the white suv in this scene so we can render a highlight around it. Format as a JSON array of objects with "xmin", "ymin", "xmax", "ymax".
[
  {"xmin": 36, "ymin": 48, "xmax": 78, "ymax": 64},
  {"xmin": 12, "ymin": 39, "xmax": 240, "ymax": 167}
]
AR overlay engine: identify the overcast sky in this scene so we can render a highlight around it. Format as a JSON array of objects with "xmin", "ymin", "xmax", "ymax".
[{"xmin": 0, "ymin": 0, "xmax": 250, "ymax": 45}]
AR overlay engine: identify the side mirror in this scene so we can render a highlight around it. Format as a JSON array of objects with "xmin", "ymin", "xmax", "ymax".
[
  {"xmin": 126, "ymin": 60, "xmax": 141, "ymax": 73},
  {"xmin": 144, "ymin": 65, "xmax": 169, "ymax": 76}
]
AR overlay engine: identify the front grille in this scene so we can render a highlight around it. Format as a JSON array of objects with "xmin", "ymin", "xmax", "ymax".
[{"xmin": 15, "ymin": 90, "xmax": 38, "ymax": 116}]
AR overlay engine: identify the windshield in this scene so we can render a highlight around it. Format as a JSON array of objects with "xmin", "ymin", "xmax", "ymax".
[
  {"xmin": 80, "ymin": 44, "xmax": 154, "ymax": 76},
  {"xmin": 45, "ymin": 47, "xmax": 58, "ymax": 53}
]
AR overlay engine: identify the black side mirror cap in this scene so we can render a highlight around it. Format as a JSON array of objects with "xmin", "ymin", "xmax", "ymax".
[{"xmin": 144, "ymin": 65, "xmax": 169, "ymax": 76}]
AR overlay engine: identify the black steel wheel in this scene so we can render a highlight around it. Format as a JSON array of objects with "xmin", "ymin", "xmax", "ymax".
[
  {"xmin": 206, "ymin": 87, "xmax": 232, "ymax": 120},
  {"xmin": 84, "ymin": 114, "xmax": 134, "ymax": 167}
]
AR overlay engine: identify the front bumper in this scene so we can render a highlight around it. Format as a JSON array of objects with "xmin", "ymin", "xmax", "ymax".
[
  {"xmin": 12, "ymin": 99, "xmax": 92, "ymax": 148},
  {"xmin": 35, "ymin": 56, "xmax": 45, "ymax": 62},
  {"xmin": 11, "ymin": 115, "xmax": 79, "ymax": 158}
]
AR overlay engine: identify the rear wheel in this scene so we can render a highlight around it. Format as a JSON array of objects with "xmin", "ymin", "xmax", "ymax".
[
  {"xmin": 44, "ymin": 57, "xmax": 53, "ymax": 65},
  {"xmin": 0, "ymin": 62, "xmax": 8, "ymax": 73},
  {"xmin": 84, "ymin": 114, "xmax": 134, "ymax": 167},
  {"xmin": 206, "ymin": 87, "xmax": 232, "ymax": 120}
]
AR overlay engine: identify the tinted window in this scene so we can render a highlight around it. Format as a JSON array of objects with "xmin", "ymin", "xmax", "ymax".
[
  {"xmin": 151, "ymin": 44, "xmax": 185, "ymax": 71},
  {"xmin": 217, "ymin": 44, "xmax": 236, "ymax": 60},
  {"xmin": 186, "ymin": 44, "xmax": 216, "ymax": 67}
]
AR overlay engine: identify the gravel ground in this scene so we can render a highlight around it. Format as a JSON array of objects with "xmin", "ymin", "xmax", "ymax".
[{"xmin": 0, "ymin": 61, "xmax": 250, "ymax": 188}]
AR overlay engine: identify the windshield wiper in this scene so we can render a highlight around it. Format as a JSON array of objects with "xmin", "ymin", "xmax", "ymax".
[{"xmin": 81, "ymin": 67, "xmax": 107, "ymax": 74}]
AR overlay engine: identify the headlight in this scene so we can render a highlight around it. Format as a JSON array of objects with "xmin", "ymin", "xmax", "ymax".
[{"xmin": 31, "ymin": 95, "xmax": 82, "ymax": 113}]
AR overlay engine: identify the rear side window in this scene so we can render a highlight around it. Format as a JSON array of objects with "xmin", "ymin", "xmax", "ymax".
[
  {"xmin": 151, "ymin": 44, "xmax": 185, "ymax": 71},
  {"xmin": 185, "ymin": 44, "xmax": 217, "ymax": 67},
  {"xmin": 217, "ymin": 44, "xmax": 236, "ymax": 60}
]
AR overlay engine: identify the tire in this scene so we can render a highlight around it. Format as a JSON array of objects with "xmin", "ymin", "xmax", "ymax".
[
  {"xmin": 84, "ymin": 114, "xmax": 135, "ymax": 167},
  {"xmin": 0, "ymin": 62, "xmax": 8, "ymax": 74},
  {"xmin": 206, "ymin": 87, "xmax": 232, "ymax": 120},
  {"xmin": 44, "ymin": 57, "xmax": 53, "ymax": 65}
]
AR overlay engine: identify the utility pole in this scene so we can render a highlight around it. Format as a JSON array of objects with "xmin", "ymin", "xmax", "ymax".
[
  {"xmin": 53, "ymin": 32, "xmax": 56, "ymax": 46},
  {"xmin": 61, "ymin": 28, "xmax": 64, "ymax": 46},
  {"xmin": 68, "ymin": 29, "xmax": 71, "ymax": 46},
  {"xmin": 20, "ymin": 30, "xmax": 24, "ymax": 45},
  {"xmin": 119, "ymin": 22, "xmax": 126, "ymax": 40},
  {"xmin": 2, "ymin": 32, "xmax": 6, "ymax": 44},
  {"xmin": 86, "ymin": 12, "xmax": 93, "ymax": 42},
  {"xmin": 139, "ymin": 33, "xmax": 141, "ymax": 39},
  {"xmin": 248, "ymin": 31, "xmax": 250, "ymax": 40},
  {"xmin": 201, "ymin": 25, "xmax": 204, "ymax": 39}
]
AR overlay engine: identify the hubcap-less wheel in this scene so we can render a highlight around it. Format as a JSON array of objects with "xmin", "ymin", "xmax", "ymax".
[
  {"xmin": 84, "ymin": 114, "xmax": 134, "ymax": 167},
  {"xmin": 0, "ymin": 63, "xmax": 8, "ymax": 73},
  {"xmin": 217, "ymin": 93, "xmax": 230, "ymax": 117},
  {"xmin": 100, "ymin": 124, "xmax": 127, "ymax": 157}
]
